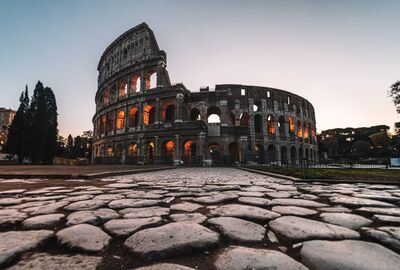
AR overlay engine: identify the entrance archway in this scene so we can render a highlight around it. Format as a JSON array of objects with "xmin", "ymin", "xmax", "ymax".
[
  {"xmin": 162, "ymin": 140, "xmax": 175, "ymax": 164},
  {"xmin": 209, "ymin": 143, "xmax": 221, "ymax": 164},
  {"xmin": 228, "ymin": 142, "xmax": 241, "ymax": 164},
  {"xmin": 267, "ymin": 144, "xmax": 277, "ymax": 163},
  {"xmin": 255, "ymin": 143, "xmax": 265, "ymax": 164}
]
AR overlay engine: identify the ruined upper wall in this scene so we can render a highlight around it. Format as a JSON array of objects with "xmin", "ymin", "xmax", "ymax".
[{"xmin": 97, "ymin": 23, "xmax": 166, "ymax": 85}]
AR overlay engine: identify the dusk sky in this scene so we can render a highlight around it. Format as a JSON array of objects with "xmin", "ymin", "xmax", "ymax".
[{"xmin": 1, "ymin": 0, "xmax": 399, "ymax": 137}]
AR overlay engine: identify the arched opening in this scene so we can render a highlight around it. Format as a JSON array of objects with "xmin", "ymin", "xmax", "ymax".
[
  {"xmin": 190, "ymin": 109, "xmax": 201, "ymax": 121},
  {"xmin": 128, "ymin": 107, "xmax": 138, "ymax": 127},
  {"xmin": 240, "ymin": 112, "xmax": 250, "ymax": 128},
  {"xmin": 207, "ymin": 106, "xmax": 221, "ymax": 124},
  {"xmin": 143, "ymin": 105, "xmax": 155, "ymax": 125},
  {"xmin": 100, "ymin": 115, "xmax": 106, "ymax": 134},
  {"xmin": 297, "ymin": 120, "xmax": 303, "ymax": 138},
  {"xmin": 131, "ymin": 74, "xmax": 141, "ymax": 93},
  {"xmin": 106, "ymin": 111, "xmax": 114, "ymax": 132},
  {"xmin": 128, "ymin": 143, "xmax": 137, "ymax": 156},
  {"xmin": 299, "ymin": 146, "xmax": 304, "ymax": 162},
  {"xmin": 290, "ymin": 146, "xmax": 297, "ymax": 164},
  {"xmin": 209, "ymin": 143, "xmax": 221, "ymax": 164},
  {"xmin": 116, "ymin": 110, "xmax": 125, "ymax": 130},
  {"xmin": 146, "ymin": 70, "xmax": 157, "ymax": 90},
  {"xmin": 253, "ymin": 101, "xmax": 261, "ymax": 112},
  {"xmin": 183, "ymin": 140, "xmax": 197, "ymax": 164},
  {"xmin": 230, "ymin": 112, "xmax": 236, "ymax": 126},
  {"xmin": 147, "ymin": 142, "xmax": 154, "ymax": 164},
  {"xmin": 278, "ymin": 116, "xmax": 285, "ymax": 137},
  {"xmin": 255, "ymin": 143, "xmax": 265, "ymax": 164},
  {"xmin": 267, "ymin": 115, "xmax": 276, "ymax": 135},
  {"xmin": 281, "ymin": 146, "xmax": 288, "ymax": 164},
  {"xmin": 119, "ymin": 80, "xmax": 127, "ymax": 97},
  {"xmin": 103, "ymin": 88, "xmax": 109, "ymax": 105},
  {"xmin": 163, "ymin": 103, "xmax": 175, "ymax": 123},
  {"xmin": 163, "ymin": 140, "xmax": 175, "ymax": 164},
  {"xmin": 228, "ymin": 142, "xmax": 241, "ymax": 164},
  {"xmin": 115, "ymin": 144, "xmax": 123, "ymax": 159},
  {"xmin": 254, "ymin": 114, "xmax": 263, "ymax": 134},
  {"xmin": 289, "ymin": 117, "xmax": 295, "ymax": 134},
  {"xmin": 106, "ymin": 146, "xmax": 113, "ymax": 157},
  {"xmin": 267, "ymin": 144, "xmax": 277, "ymax": 163},
  {"xmin": 303, "ymin": 122, "xmax": 309, "ymax": 139}
]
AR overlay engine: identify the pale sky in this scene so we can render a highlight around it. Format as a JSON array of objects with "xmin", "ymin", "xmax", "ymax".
[{"xmin": 0, "ymin": 0, "xmax": 399, "ymax": 136}]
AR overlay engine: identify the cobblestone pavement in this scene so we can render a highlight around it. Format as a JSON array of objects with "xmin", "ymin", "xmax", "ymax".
[{"xmin": 1, "ymin": 168, "xmax": 400, "ymax": 270}]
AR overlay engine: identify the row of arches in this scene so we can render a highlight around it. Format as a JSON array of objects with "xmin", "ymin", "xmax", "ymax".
[{"xmin": 100, "ymin": 70, "xmax": 157, "ymax": 107}]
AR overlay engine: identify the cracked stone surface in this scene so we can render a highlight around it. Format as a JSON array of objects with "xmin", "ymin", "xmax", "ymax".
[
  {"xmin": 124, "ymin": 221, "xmax": 219, "ymax": 260},
  {"xmin": 214, "ymin": 246, "xmax": 308, "ymax": 270},
  {"xmin": 301, "ymin": 240, "xmax": 400, "ymax": 270},
  {"xmin": 0, "ymin": 167, "xmax": 400, "ymax": 269}
]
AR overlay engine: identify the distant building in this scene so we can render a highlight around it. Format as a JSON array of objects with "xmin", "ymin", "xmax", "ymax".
[{"xmin": 0, "ymin": 107, "xmax": 16, "ymax": 150}]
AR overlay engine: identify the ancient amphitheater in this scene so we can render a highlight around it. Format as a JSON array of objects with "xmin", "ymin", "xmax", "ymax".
[{"xmin": 92, "ymin": 23, "xmax": 318, "ymax": 165}]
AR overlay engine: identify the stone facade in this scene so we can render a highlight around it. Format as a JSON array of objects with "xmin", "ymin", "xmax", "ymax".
[
  {"xmin": 92, "ymin": 23, "xmax": 318, "ymax": 165},
  {"xmin": 0, "ymin": 107, "xmax": 16, "ymax": 149}
]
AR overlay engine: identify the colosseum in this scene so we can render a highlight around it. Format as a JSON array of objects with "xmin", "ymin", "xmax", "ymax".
[{"xmin": 92, "ymin": 23, "xmax": 318, "ymax": 165}]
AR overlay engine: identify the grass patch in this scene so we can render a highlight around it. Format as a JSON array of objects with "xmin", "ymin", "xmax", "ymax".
[{"xmin": 248, "ymin": 166, "xmax": 400, "ymax": 182}]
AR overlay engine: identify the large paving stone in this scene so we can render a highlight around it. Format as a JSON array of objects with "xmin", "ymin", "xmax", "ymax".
[
  {"xmin": 193, "ymin": 193, "xmax": 238, "ymax": 204},
  {"xmin": 0, "ymin": 209, "xmax": 28, "ymax": 226},
  {"xmin": 22, "ymin": 213, "xmax": 64, "ymax": 229},
  {"xmin": 208, "ymin": 217, "xmax": 266, "ymax": 242},
  {"xmin": 0, "ymin": 198, "xmax": 22, "ymax": 206},
  {"xmin": 0, "ymin": 230, "xmax": 53, "ymax": 266},
  {"xmin": 357, "ymin": 207, "xmax": 400, "ymax": 216},
  {"xmin": 214, "ymin": 246, "xmax": 308, "ymax": 270},
  {"xmin": 320, "ymin": 213, "xmax": 372, "ymax": 230},
  {"xmin": 121, "ymin": 206, "xmax": 170, "ymax": 218},
  {"xmin": 237, "ymin": 197, "xmax": 272, "ymax": 206},
  {"xmin": 64, "ymin": 200, "xmax": 107, "ymax": 211},
  {"xmin": 21, "ymin": 201, "xmax": 68, "ymax": 215},
  {"xmin": 301, "ymin": 240, "xmax": 400, "ymax": 270},
  {"xmin": 329, "ymin": 195, "xmax": 394, "ymax": 207},
  {"xmin": 66, "ymin": 208, "xmax": 119, "ymax": 225},
  {"xmin": 104, "ymin": 217, "xmax": 163, "ymax": 236},
  {"xmin": 210, "ymin": 204, "xmax": 280, "ymax": 221},
  {"xmin": 272, "ymin": 206, "xmax": 317, "ymax": 216},
  {"xmin": 169, "ymin": 213, "xmax": 207, "ymax": 223},
  {"xmin": 109, "ymin": 199, "xmax": 160, "ymax": 209},
  {"xmin": 269, "ymin": 216, "xmax": 360, "ymax": 241},
  {"xmin": 56, "ymin": 224, "xmax": 111, "ymax": 252},
  {"xmin": 373, "ymin": 214, "xmax": 400, "ymax": 223},
  {"xmin": 124, "ymin": 221, "xmax": 219, "ymax": 260},
  {"xmin": 134, "ymin": 263, "xmax": 195, "ymax": 270},
  {"xmin": 7, "ymin": 252, "xmax": 102, "ymax": 270},
  {"xmin": 272, "ymin": 199, "xmax": 327, "ymax": 208},
  {"xmin": 170, "ymin": 202, "xmax": 203, "ymax": 212},
  {"xmin": 105, "ymin": 183, "xmax": 138, "ymax": 188},
  {"xmin": 266, "ymin": 191, "xmax": 293, "ymax": 198},
  {"xmin": 362, "ymin": 227, "xmax": 400, "ymax": 250}
]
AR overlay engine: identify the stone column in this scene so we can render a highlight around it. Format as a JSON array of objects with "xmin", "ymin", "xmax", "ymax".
[
  {"xmin": 155, "ymin": 98, "xmax": 161, "ymax": 124},
  {"xmin": 198, "ymin": 132, "xmax": 205, "ymax": 164},
  {"xmin": 124, "ymin": 105, "xmax": 129, "ymax": 132},
  {"xmin": 138, "ymin": 102, "xmax": 143, "ymax": 128},
  {"xmin": 113, "ymin": 110, "xmax": 117, "ymax": 134},
  {"xmin": 154, "ymin": 136, "xmax": 159, "ymax": 164},
  {"xmin": 140, "ymin": 70, "xmax": 146, "ymax": 92},
  {"xmin": 220, "ymin": 100, "xmax": 228, "ymax": 126},
  {"xmin": 240, "ymin": 136, "xmax": 248, "ymax": 164},
  {"xmin": 175, "ymin": 134, "xmax": 181, "ymax": 163},
  {"xmin": 175, "ymin": 93, "xmax": 183, "ymax": 122},
  {"xmin": 127, "ymin": 75, "xmax": 131, "ymax": 96}
]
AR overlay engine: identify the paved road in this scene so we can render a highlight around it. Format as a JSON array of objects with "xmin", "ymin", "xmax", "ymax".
[{"xmin": 1, "ymin": 168, "xmax": 400, "ymax": 269}]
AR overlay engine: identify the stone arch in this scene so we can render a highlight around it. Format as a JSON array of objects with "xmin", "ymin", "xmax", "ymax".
[
  {"xmin": 281, "ymin": 146, "xmax": 288, "ymax": 164},
  {"xmin": 128, "ymin": 107, "xmax": 138, "ymax": 127},
  {"xmin": 146, "ymin": 142, "xmax": 155, "ymax": 164},
  {"xmin": 131, "ymin": 74, "xmax": 141, "ymax": 93},
  {"xmin": 162, "ymin": 101, "xmax": 175, "ymax": 123},
  {"xmin": 228, "ymin": 142, "xmax": 241, "ymax": 163},
  {"xmin": 106, "ymin": 145, "xmax": 113, "ymax": 157},
  {"xmin": 240, "ymin": 112, "xmax": 250, "ymax": 128},
  {"xmin": 267, "ymin": 115, "xmax": 276, "ymax": 135},
  {"xmin": 143, "ymin": 104, "xmax": 155, "ymax": 125},
  {"xmin": 183, "ymin": 139, "xmax": 197, "ymax": 164},
  {"xmin": 162, "ymin": 140, "xmax": 175, "ymax": 164},
  {"xmin": 255, "ymin": 143, "xmax": 265, "ymax": 164},
  {"xmin": 278, "ymin": 116, "xmax": 285, "ymax": 137},
  {"xmin": 267, "ymin": 144, "xmax": 277, "ymax": 163},
  {"xmin": 254, "ymin": 114, "xmax": 263, "ymax": 134},
  {"xmin": 207, "ymin": 106, "xmax": 221, "ymax": 124},
  {"xmin": 290, "ymin": 146, "xmax": 297, "ymax": 164},
  {"xmin": 128, "ymin": 143, "xmax": 138, "ymax": 156},
  {"xmin": 288, "ymin": 116, "xmax": 295, "ymax": 134},
  {"xmin": 297, "ymin": 120, "xmax": 303, "ymax": 138},
  {"xmin": 116, "ymin": 110, "xmax": 125, "ymax": 130},
  {"xmin": 190, "ymin": 108, "xmax": 201, "ymax": 121},
  {"xmin": 102, "ymin": 88, "xmax": 109, "ymax": 105},
  {"xmin": 115, "ymin": 144, "xmax": 123, "ymax": 158},
  {"xmin": 119, "ymin": 80, "xmax": 127, "ymax": 97},
  {"xmin": 146, "ymin": 69, "xmax": 157, "ymax": 90},
  {"xmin": 208, "ymin": 143, "xmax": 222, "ymax": 164}
]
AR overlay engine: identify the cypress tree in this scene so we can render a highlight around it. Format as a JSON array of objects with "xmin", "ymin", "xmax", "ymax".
[
  {"xmin": 43, "ymin": 86, "xmax": 58, "ymax": 163},
  {"xmin": 4, "ymin": 86, "xmax": 29, "ymax": 162}
]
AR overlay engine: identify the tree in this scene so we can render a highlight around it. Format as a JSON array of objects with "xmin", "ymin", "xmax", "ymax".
[
  {"xmin": 24, "ymin": 81, "xmax": 58, "ymax": 164},
  {"xmin": 389, "ymin": 81, "xmax": 400, "ymax": 134},
  {"xmin": 4, "ymin": 86, "xmax": 29, "ymax": 162}
]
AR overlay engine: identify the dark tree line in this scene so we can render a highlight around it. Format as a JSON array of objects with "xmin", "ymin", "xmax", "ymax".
[
  {"xmin": 56, "ymin": 131, "xmax": 93, "ymax": 160},
  {"xmin": 5, "ymin": 81, "xmax": 58, "ymax": 164}
]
